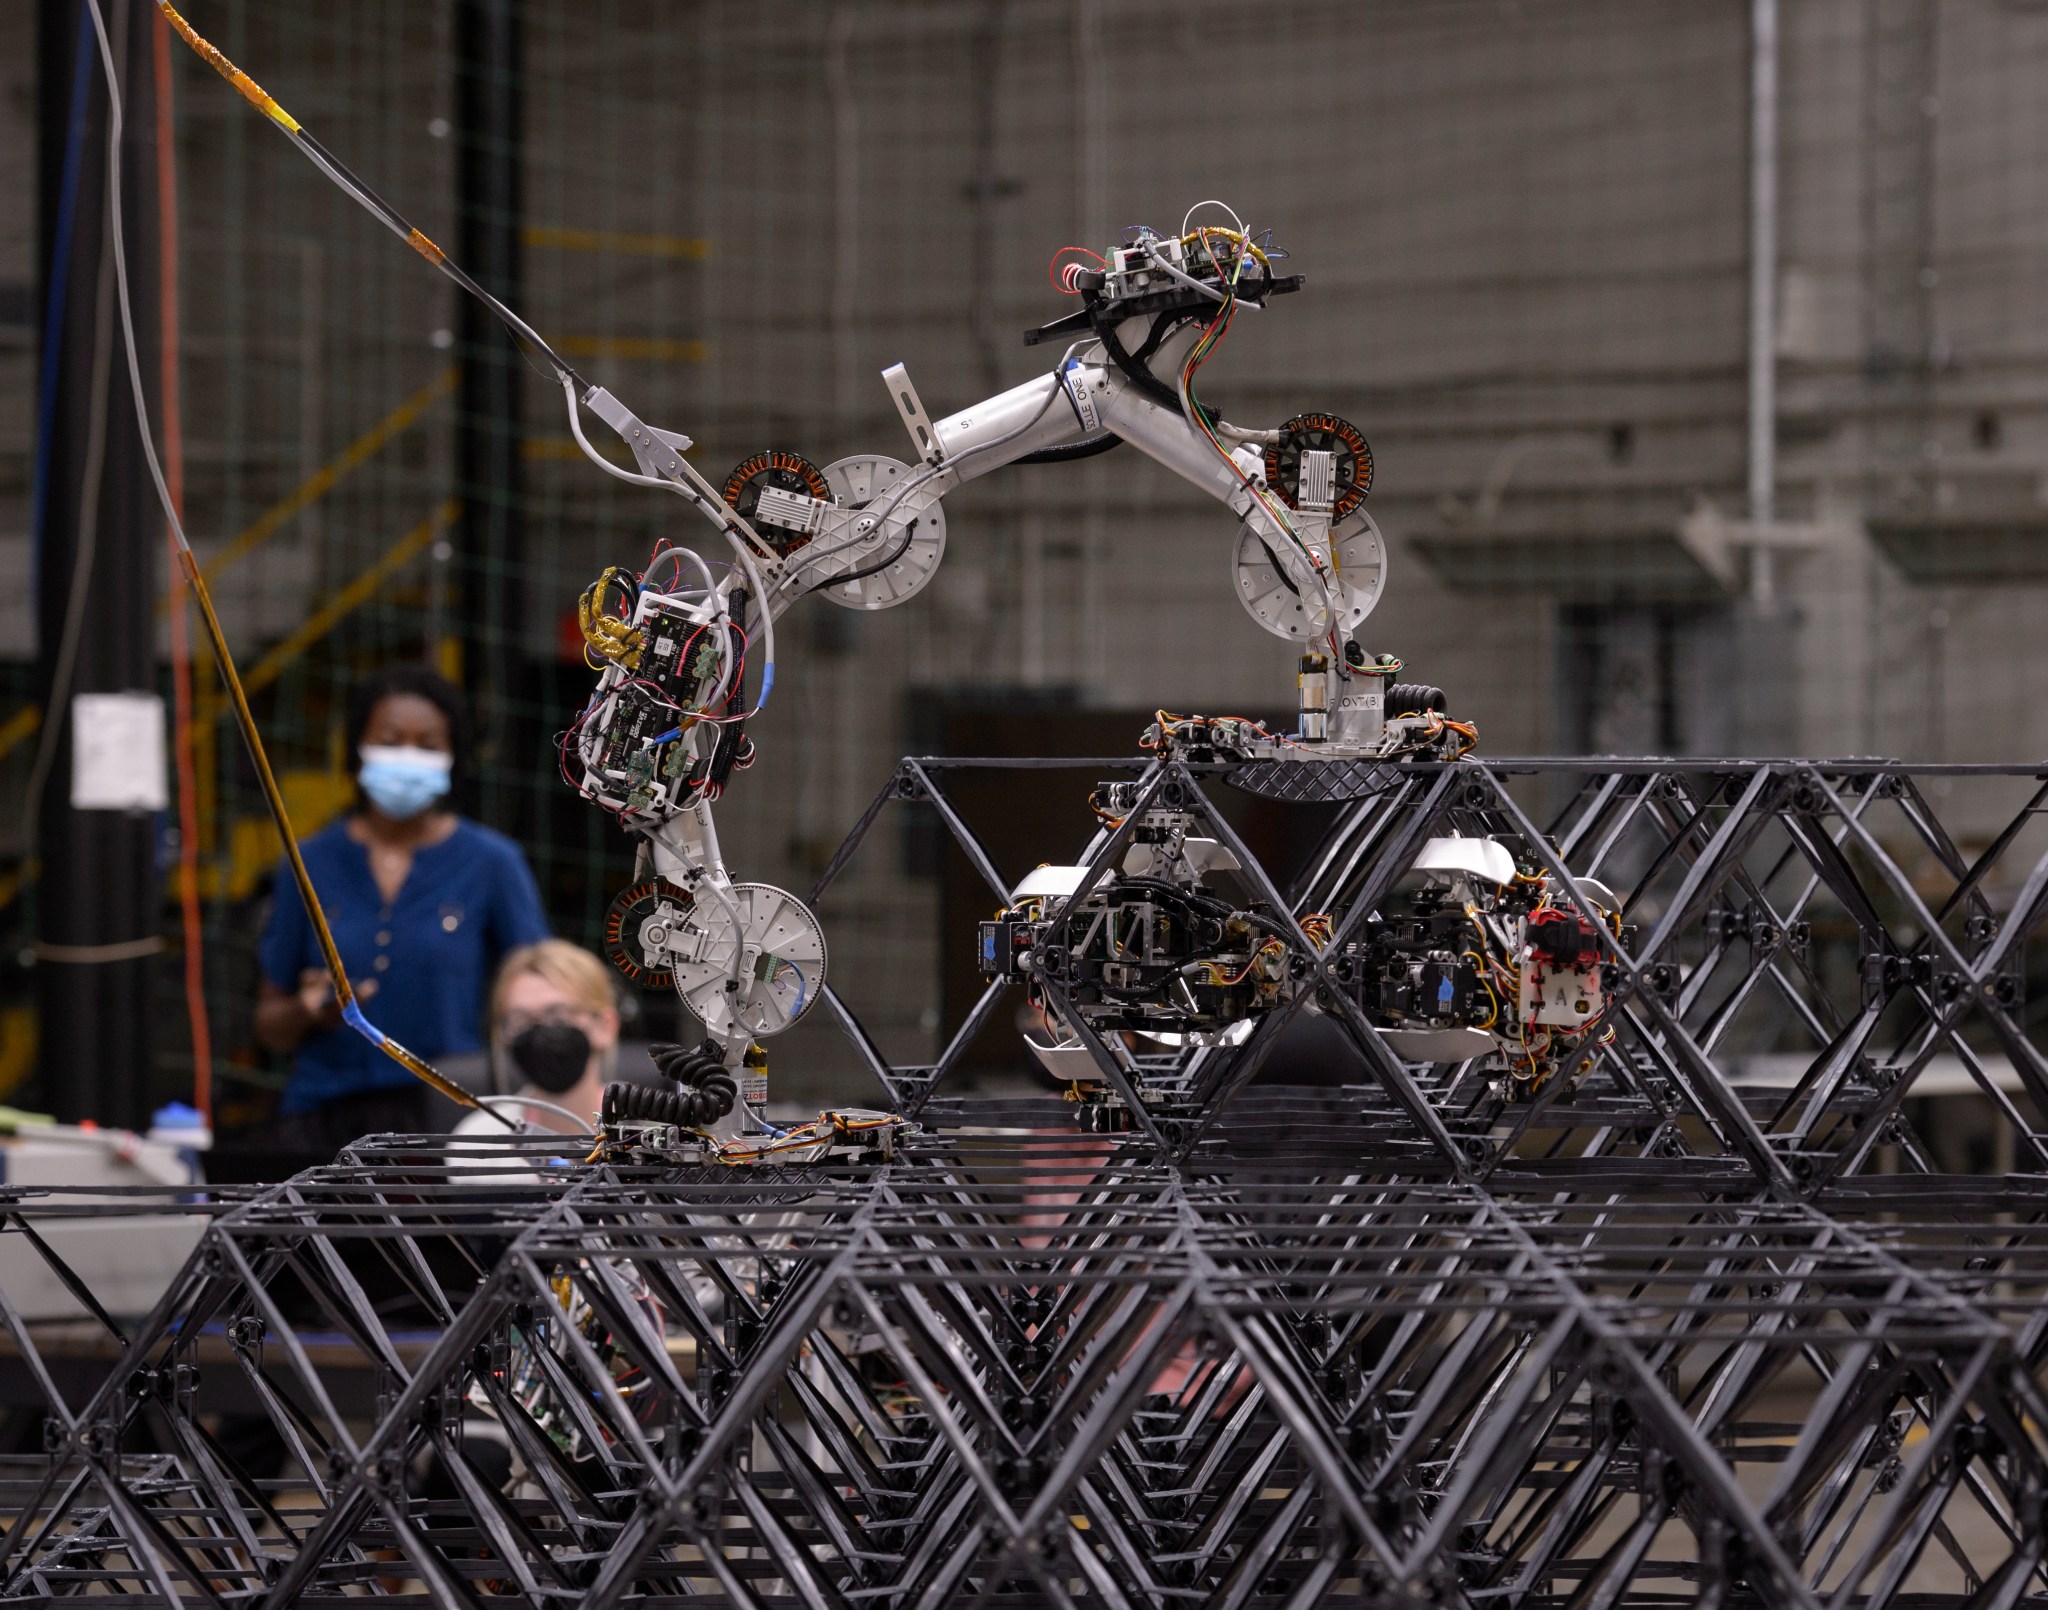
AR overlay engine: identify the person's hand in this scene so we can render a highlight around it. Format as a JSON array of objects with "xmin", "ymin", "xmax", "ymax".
[{"xmin": 296, "ymin": 969, "xmax": 373, "ymax": 1030}]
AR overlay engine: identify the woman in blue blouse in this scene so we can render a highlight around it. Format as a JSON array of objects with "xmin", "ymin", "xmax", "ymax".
[{"xmin": 254, "ymin": 666, "xmax": 550, "ymax": 1152}]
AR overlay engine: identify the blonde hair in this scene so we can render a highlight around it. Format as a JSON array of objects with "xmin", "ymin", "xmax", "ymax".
[{"xmin": 490, "ymin": 939, "xmax": 617, "ymax": 1030}]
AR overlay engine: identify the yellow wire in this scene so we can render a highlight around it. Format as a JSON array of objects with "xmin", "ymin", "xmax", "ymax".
[
  {"xmin": 147, "ymin": 4, "xmax": 518, "ymax": 1122},
  {"xmin": 175, "ymin": 554, "xmax": 485, "ymax": 1113}
]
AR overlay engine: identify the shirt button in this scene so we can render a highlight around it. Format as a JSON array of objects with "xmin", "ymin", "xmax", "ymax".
[
  {"xmin": 441, "ymin": 914, "xmax": 460, "ymax": 932},
  {"xmin": 376, "ymin": 931, "xmax": 391, "ymax": 946},
  {"xmin": 372, "ymin": 955, "xmax": 391, "ymax": 972}
]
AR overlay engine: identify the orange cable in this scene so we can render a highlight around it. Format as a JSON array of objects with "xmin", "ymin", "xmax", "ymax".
[{"xmin": 155, "ymin": 9, "xmax": 211, "ymax": 1123}]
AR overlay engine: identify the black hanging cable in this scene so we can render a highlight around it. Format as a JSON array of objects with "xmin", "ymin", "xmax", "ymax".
[
  {"xmin": 159, "ymin": 3, "xmax": 586, "ymax": 392},
  {"xmin": 97, "ymin": 1, "xmax": 516, "ymax": 1122}
]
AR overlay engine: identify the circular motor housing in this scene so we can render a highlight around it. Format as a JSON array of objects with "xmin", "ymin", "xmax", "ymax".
[
  {"xmin": 670, "ymin": 882, "xmax": 828, "ymax": 1039},
  {"xmin": 800, "ymin": 454, "xmax": 948, "ymax": 611},
  {"xmin": 1232, "ymin": 508, "xmax": 1387, "ymax": 641},
  {"xmin": 602, "ymin": 877, "xmax": 696, "ymax": 991}
]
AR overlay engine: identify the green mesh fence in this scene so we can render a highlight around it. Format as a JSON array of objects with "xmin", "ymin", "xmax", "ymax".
[{"xmin": 7, "ymin": 0, "xmax": 2048, "ymax": 1120}]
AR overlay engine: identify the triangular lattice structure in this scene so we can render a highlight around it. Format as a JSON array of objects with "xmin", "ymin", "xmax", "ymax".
[{"xmin": 5, "ymin": 755, "xmax": 2048, "ymax": 1604}]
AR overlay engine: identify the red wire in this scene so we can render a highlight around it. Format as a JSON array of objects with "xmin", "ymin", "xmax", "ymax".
[
  {"xmin": 1047, "ymin": 245, "xmax": 1106, "ymax": 295},
  {"xmin": 157, "ymin": 12, "xmax": 212, "ymax": 1124}
]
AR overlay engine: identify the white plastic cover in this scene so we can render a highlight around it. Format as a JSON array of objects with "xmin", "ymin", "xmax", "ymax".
[
  {"xmin": 1011, "ymin": 865, "xmax": 1090, "ymax": 901},
  {"xmin": 1121, "ymin": 837, "xmax": 1241, "ymax": 879},
  {"xmin": 1572, "ymin": 876, "xmax": 1621, "ymax": 914},
  {"xmin": 1378, "ymin": 1026, "xmax": 1499, "ymax": 1063},
  {"xmin": 1412, "ymin": 836, "xmax": 1518, "ymax": 887},
  {"xmin": 1135, "ymin": 1020, "xmax": 1255, "ymax": 1049},
  {"xmin": 1024, "ymin": 1032, "xmax": 1102, "ymax": 1081}
]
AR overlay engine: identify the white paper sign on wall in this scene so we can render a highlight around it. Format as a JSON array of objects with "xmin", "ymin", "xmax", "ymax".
[{"xmin": 70, "ymin": 692, "xmax": 169, "ymax": 813}]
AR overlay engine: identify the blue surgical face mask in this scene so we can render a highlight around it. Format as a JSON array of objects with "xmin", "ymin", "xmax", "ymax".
[{"xmin": 358, "ymin": 744, "xmax": 453, "ymax": 820}]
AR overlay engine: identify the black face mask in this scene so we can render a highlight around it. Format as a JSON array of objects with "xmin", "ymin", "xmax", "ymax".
[{"xmin": 507, "ymin": 1022, "xmax": 592, "ymax": 1095}]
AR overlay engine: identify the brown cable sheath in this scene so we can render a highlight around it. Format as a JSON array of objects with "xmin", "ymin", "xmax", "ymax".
[
  {"xmin": 172, "ymin": 548, "xmax": 484, "ymax": 1114},
  {"xmin": 140, "ymin": 2, "xmax": 516, "ymax": 1121}
]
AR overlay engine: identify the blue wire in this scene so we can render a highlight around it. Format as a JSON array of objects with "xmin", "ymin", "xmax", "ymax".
[
  {"xmin": 339, "ymin": 998, "xmax": 387, "ymax": 1049},
  {"xmin": 30, "ymin": 9, "xmax": 97, "ymax": 603}
]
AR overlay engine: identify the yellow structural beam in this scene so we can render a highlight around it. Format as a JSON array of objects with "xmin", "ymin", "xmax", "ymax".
[
  {"xmin": 0, "ymin": 706, "xmax": 41, "ymax": 766},
  {"xmin": 180, "ymin": 366, "xmax": 456, "ymax": 596},
  {"xmin": 192, "ymin": 500, "xmax": 457, "ymax": 900},
  {"xmin": 523, "ymin": 225, "xmax": 709, "ymax": 260},
  {"xmin": 14, "ymin": 361, "xmax": 455, "ymax": 849},
  {"xmin": 552, "ymin": 335, "xmax": 707, "ymax": 364},
  {"xmin": 0, "ymin": 1003, "xmax": 37, "ymax": 1103},
  {"xmin": 198, "ymin": 499, "xmax": 459, "ymax": 715},
  {"xmin": 197, "ymin": 768, "xmax": 356, "ymax": 906},
  {"xmin": 173, "ymin": 370, "xmax": 449, "ymax": 845}
]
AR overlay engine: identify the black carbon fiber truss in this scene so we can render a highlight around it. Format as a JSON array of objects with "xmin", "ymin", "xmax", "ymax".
[
  {"xmin": 820, "ymin": 755, "xmax": 2048, "ymax": 1190},
  {"xmin": 2, "ymin": 755, "xmax": 2046, "ymax": 1606}
]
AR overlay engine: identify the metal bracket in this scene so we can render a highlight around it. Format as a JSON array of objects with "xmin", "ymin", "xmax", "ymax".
[{"xmin": 880, "ymin": 362, "xmax": 943, "ymax": 465}]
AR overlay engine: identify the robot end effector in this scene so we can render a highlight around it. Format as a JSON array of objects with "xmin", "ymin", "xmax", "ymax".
[
  {"xmin": 654, "ymin": 212, "xmax": 1385, "ymax": 656},
  {"xmin": 838, "ymin": 220, "xmax": 1389, "ymax": 656}
]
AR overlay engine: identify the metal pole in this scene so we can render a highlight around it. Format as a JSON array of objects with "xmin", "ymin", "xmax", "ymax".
[
  {"xmin": 1747, "ymin": 0, "xmax": 1779, "ymax": 604},
  {"xmin": 454, "ymin": 0, "xmax": 522, "ymax": 819},
  {"xmin": 33, "ymin": 0, "xmax": 162, "ymax": 1128}
]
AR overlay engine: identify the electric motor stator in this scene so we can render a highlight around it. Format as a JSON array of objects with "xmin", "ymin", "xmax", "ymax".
[
  {"xmin": 1265, "ymin": 413, "xmax": 1372, "ymax": 518},
  {"xmin": 602, "ymin": 877, "xmax": 696, "ymax": 991},
  {"xmin": 721, "ymin": 450, "xmax": 832, "ymax": 556}
]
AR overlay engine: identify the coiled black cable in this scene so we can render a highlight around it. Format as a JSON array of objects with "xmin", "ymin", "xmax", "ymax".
[
  {"xmin": 653, "ymin": 1040, "xmax": 739, "ymax": 1119},
  {"xmin": 602, "ymin": 1041, "xmax": 739, "ymax": 1129},
  {"xmin": 602, "ymin": 1082, "xmax": 702, "ymax": 1128},
  {"xmin": 601, "ymin": 1079, "xmax": 731, "ymax": 1130},
  {"xmin": 1386, "ymin": 682, "xmax": 1447, "ymax": 715}
]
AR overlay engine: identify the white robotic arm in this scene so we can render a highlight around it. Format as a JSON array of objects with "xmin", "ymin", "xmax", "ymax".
[
  {"xmin": 560, "ymin": 212, "xmax": 1401, "ymax": 1127},
  {"xmin": 706, "ymin": 223, "xmax": 1388, "ymax": 647}
]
